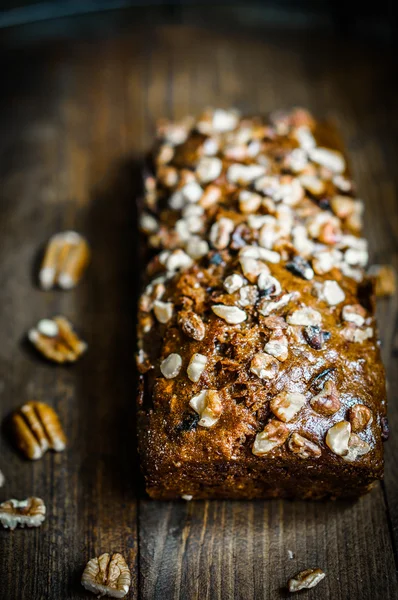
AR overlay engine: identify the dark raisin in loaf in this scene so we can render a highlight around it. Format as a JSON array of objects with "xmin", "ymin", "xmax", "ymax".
[{"xmin": 137, "ymin": 108, "xmax": 387, "ymax": 500}]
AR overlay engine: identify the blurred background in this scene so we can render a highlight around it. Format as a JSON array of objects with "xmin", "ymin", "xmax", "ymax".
[{"xmin": 0, "ymin": 0, "xmax": 396, "ymax": 44}]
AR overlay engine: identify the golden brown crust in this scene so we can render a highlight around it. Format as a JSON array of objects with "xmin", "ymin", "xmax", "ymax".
[{"xmin": 137, "ymin": 108, "xmax": 386, "ymax": 500}]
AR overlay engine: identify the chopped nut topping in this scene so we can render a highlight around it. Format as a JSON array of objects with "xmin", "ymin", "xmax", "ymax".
[
  {"xmin": 39, "ymin": 231, "xmax": 90, "ymax": 290},
  {"xmin": 28, "ymin": 316, "xmax": 87, "ymax": 363},
  {"xmin": 240, "ymin": 256, "xmax": 270, "ymax": 282},
  {"xmin": 288, "ymin": 568, "xmax": 326, "ymax": 593},
  {"xmin": 320, "ymin": 280, "xmax": 345, "ymax": 306},
  {"xmin": 343, "ymin": 433, "xmax": 371, "ymax": 462},
  {"xmin": 227, "ymin": 163, "xmax": 266, "ymax": 184},
  {"xmin": 239, "ymin": 190, "xmax": 262, "ymax": 213},
  {"xmin": 325, "ymin": 421, "xmax": 351, "ymax": 456},
  {"xmin": 140, "ymin": 213, "xmax": 159, "ymax": 234},
  {"xmin": 160, "ymin": 353, "xmax": 182, "ymax": 379},
  {"xmin": 209, "ymin": 217, "xmax": 235, "ymax": 250},
  {"xmin": 153, "ymin": 301, "xmax": 174, "ymax": 324},
  {"xmin": 11, "ymin": 401, "xmax": 66, "ymax": 460},
  {"xmin": 368, "ymin": 264, "xmax": 396, "ymax": 297},
  {"xmin": 348, "ymin": 404, "xmax": 372, "ymax": 432},
  {"xmin": 189, "ymin": 389, "xmax": 222, "ymax": 427},
  {"xmin": 311, "ymin": 381, "xmax": 340, "ymax": 416},
  {"xmin": 224, "ymin": 273, "xmax": 245, "ymax": 294},
  {"xmin": 178, "ymin": 310, "xmax": 206, "ymax": 341},
  {"xmin": 258, "ymin": 293, "xmax": 293, "ymax": 316},
  {"xmin": 199, "ymin": 184, "xmax": 222, "ymax": 208},
  {"xmin": 288, "ymin": 433, "xmax": 321, "ymax": 459},
  {"xmin": 252, "ymin": 420, "xmax": 289, "ymax": 455},
  {"xmin": 81, "ymin": 553, "xmax": 131, "ymax": 598},
  {"xmin": 342, "ymin": 304, "xmax": 366, "ymax": 327},
  {"xmin": 344, "ymin": 247, "xmax": 368, "ymax": 268},
  {"xmin": 330, "ymin": 195, "xmax": 357, "ymax": 219},
  {"xmin": 270, "ymin": 391, "xmax": 306, "ymax": 422},
  {"xmin": 196, "ymin": 157, "xmax": 222, "ymax": 183},
  {"xmin": 309, "ymin": 146, "xmax": 345, "ymax": 173},
  {"xmin": 299, "ymin": 174, "xmax": 325, "ymax": 196},
  {"xmin": 212, "ymin": 304, "xmax": 247, "ymax": 324},
  {"xmin": 165, "ymin": 249, "xmax": 193, "ymax": 272},
  {"xmin": 286, "ymin": 255, "xmax": 314, "ymax": 280},
  {"xmin": 287, "ymin": 307, "xmax": 322, "ymax": 327},
  {"xmin": 250, "ymin": 353, "xmax": 279, "ymax": 379},
  {"xmin": 0, "ymin": 497, "xmax": 46, "ymax": 530},
  {"xmin": 238, "ymin": 285, "xmax": 259, "ymax": 307},
  {"xmin": 340, "ymin": 325, "xmax": 373, "ymax": 343},
  {"xmin": 185, "ymin": 237, "xmax": 209, "ymax": 259},
  {"xmin": 257, "ymin": 273, "xmax": 282, "ymax": 297},
  {"xmin": 187, "ymin": 353, "xmax": 208, "ymax": 383},
  {"xmin": 264, "ymin": 331, "xmax": 289, "ymax": 362}
]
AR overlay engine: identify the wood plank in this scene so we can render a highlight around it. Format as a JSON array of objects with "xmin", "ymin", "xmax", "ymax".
[
  {"xmin": 0, "ymin": 40, "xmax": 139, "ymax": 600},
  {"xmin": 0, "ymin": 21, "xmax": 397, "ymax": 600}
]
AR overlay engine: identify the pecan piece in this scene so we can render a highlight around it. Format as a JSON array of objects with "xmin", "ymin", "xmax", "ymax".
[
  {"xmin": 81, "ymin": 553, "xmax": 131, "ymax": 598},
  {"xmin": 39, "ymin": 231, "xmax": 90, "ymax": 290},
  {"xmin": 0, "ymin": 497, "xmax": 46, "ymax": 530},
  {"xmin": 178, "ymin": 310, "xmax": 206, "ymax": 341},
  {"xmin": 11, "ymin": 401, "xmax": 66, "ymax": 460},
  {"xmin": 288, "ymin": 433, "xmax": 321, "ymax": 459},
  {"xmin": 28, "ymin": 316, "xmax": 87, "ymax": 363},
  {"xmin": 348, "ymin": 404, "xmax": 372, "ymax": 432},
  {"xmin": 310, "ymin": 381, "xmax": 340, "ymax": 416},
  {"xmin": 252, "ymin": 420, "xmax": 289, "ymax": 455},
  {"xmin": 288, "ymin": 568, "xmax": 326, "ymax": 592}
]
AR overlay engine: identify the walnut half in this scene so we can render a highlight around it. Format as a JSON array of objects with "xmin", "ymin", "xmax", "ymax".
[
  {"xmin": 11, "ymin": 401, "xmax": 67, "ymax": 460},
  {"xmin": 81, "ymin": 553, "xmax": 131, "ymax": 598},
  {"xmin": 0, "ymin": 497, "xmax": 46, "ymax": 530},
  {"xmin": 28, "ymin": 316, "xmax": 87, "ymax": 363},
  {"xmin": 39, "ymin": 231, "xmax": 90, "ymax": 290}
]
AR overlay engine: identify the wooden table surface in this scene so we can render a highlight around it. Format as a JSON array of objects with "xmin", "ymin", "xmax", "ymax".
[{"xmin": 0, "ymin": 20, "xmax": 397, "ymax": 600}]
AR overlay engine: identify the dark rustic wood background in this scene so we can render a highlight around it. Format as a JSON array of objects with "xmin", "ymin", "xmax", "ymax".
[{"xmin": 0, "ymin": 9, "xmax": 397, "ymax": 600}]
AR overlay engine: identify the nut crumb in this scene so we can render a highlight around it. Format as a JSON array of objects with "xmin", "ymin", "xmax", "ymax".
[
  {"xmin": 288, "ymin": 567, "xmax": 326, "ymax": 592},
  {"xmin": 81, "ymin": 553, "xmax": 131, "ymax": 598},
  {"xmin": 0, "ymin": 497, "xmax": 46, "ymax": 530}
]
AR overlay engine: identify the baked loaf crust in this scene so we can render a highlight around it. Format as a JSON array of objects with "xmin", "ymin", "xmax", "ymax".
[{"xmin": 137, "ymin": 108, "xmax": 387, "ymax": 500}]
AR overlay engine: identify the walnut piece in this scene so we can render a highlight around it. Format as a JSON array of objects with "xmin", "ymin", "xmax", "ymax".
[
  {"xmin": 343, "ymin": 433, "xmax": 371, "ymax": 462},
  {"xmin": 28, "ymin": 316, "xmax": 87, "ymax": 363},
  {"xmin": 348, "ymin": 404, "xmax": 373, "ymax": 432},
  {"xmin": 178, "ymin": 310, "xmax": 206, "ymax": 341},
  {"xmin": 270, "ymin": 391, "xmax": 306, "ymax": 423},
  {"xmin": 187, "ymin": 353, "xmax": 207, "ymax": 382},
  {"xmin": 288, "ymin": 433, "xmax": 321, "ymax": 459},
  {"xmin": 252, "ymin": 420, "xmax": 289, "ymax": 455},
  {"xmin": 212, "ymin": 304, "xmax": 247, "ymax": 324},
  {"xmin": 189, "ymin": 390, "xmax": 222, "ymax": 428},
  {"xmin": 310, "ymin": 381, "xmax": 340, "ymax": 416},
  {"xmin": 39, "ymin": 231, "xmax": 90, "ymax": 290},
  {"xmin": 250, "ymin": 353, "xmax": 279, "ymax": 380},
  {"xmin": 160, "ymin": 353, "xmax": 182, "ymax": 379},
  {"xmin": 288, "ymin": 568, "xmax": 326, "ymax": 592},
  {"xmin": 11, "ymin": 401, "xmax": 67, "ymax": 460},
  {"xmin": 81, "ymin": 553, "xmax": 131, "ymax": 598},
  {"xmin": 0, "ymin": 497, "xmax": 46, "ymax": 530},
  {"xmin": 325, "ymin": 421, "xmax": 351, "ymax": 456}
]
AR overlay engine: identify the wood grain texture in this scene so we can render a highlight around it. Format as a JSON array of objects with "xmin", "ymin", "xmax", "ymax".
[{"xmin": 0, "ymin": 19, "xmax": 397, "ymax": 600}]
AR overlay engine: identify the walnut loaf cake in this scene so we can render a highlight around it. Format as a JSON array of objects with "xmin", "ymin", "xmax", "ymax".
[{"xmin": 137, "ymin": 108, "xmax": 388, "ymax": 500}]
